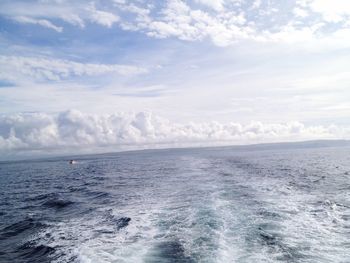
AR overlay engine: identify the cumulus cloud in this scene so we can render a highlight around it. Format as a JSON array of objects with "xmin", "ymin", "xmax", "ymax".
[
  {"xmin": 0, "ymin": 110, "xmax": 349, "ymax": 159},
  {"xmin": 105, "ymin": 0, "xmax": 350, "ymax": 47},
  {"xmin": 0, "ymin": 55, "xmax": 147, "ymax": 82},
  {"xmin": 130, "ymin": 0, "xmax": 254, "ymax": 46}
]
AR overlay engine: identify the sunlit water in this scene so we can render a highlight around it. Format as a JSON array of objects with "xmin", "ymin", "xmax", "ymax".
[{"xmin": 1, "ymin": 145, "xmax": 350, "ymax": 263}]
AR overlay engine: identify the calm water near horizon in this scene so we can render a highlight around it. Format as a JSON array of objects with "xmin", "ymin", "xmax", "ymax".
[{"xmin": 1, "ymin": 144, "xmax": 350, "ymax": 262}]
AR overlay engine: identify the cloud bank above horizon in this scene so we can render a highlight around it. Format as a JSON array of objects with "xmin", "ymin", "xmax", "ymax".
[{"xmin": 1, "ymin": 110, "xmax": 349, "ymax": 160}]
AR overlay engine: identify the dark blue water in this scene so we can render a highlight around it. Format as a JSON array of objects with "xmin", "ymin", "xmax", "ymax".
[{"xmin": 1, "ymin": 145, "xmax": 350, "ymax": 262}]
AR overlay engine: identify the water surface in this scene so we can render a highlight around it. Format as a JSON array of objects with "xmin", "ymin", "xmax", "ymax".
[{"xmin": 1, "ymin": 145, "xmax": 350, "ymax": 262}]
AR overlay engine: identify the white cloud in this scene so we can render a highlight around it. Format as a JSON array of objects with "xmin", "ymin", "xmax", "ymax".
[
  {"xmin": 2, "ymin": 0, "xmax": 350, "ymax": 47},
  {"xmin": 306, "ymin": 0, "xmax": 350, "ymax": 22},
  {"xmin": 0, "ymin": 110, "xmax": 349, "ymax": 159},
  {"xmin": 13, "ymin": 15, "xmax": 63, "ymax": 32},
  {"xmin": 111, "ymin": 0, "xmax": 350, "ymax": 47},
  {"xmin": 60, "ymin": 13, "xmax": 85, "ymax": 28},
  {"xmin": 131, "ymin": 0, "xmax": 253, "ymax": 46},
  {"xmin": 293, "ymin": 7, "xmax": 309, "ymax": 18},
  {"xmin": 251, "ymin": 0, "xmax": 261, "ymax": 9},
  {"xmin": 0, "ymin": 55, "xmax": 147, "ymax": 82},
  {"xmin": 265, "ymin": 22, "xmax": 323, "ymax": 43},
  {"xmin": 0, "ymin": 0, "xmax": 119, "ymax": 30},
  {"xmin": 195, "ymin": 0, "xmax": 225, "ymax": 11},
  {"xmin": 87, "ymin": 3, "xmax": 119, "ymax": 28}
]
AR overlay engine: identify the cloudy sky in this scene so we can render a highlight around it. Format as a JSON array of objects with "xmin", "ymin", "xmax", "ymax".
[{"xmin": 0, "ymin": 0, "xmax": 350, "ymax": 159}]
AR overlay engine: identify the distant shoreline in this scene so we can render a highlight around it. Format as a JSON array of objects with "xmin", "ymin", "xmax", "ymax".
[{"xmin": 1, "ymin": 139, "xmax": 349, "ymax": 163}]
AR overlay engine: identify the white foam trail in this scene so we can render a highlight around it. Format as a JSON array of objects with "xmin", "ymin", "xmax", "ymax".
[{"xmin": 23, "ymin": 148, "xmax": 350, "ymax": 263}]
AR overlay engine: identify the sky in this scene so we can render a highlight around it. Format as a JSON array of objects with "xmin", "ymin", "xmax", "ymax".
[{"xmin": 0, "ymin": 0, "xmax": 350, "ymax": 159}]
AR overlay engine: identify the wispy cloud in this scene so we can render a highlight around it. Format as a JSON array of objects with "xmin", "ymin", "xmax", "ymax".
[
  {"xmin": 13, "ymin": 16, "xmax": 63, "ymax": 32},
  {"xmin": 0, "ymin": 0, "xmax": 119, "ymax": 30},
  {"xmin": 0, "ymin": 55, "xmax": 147, "ymax": 82}
]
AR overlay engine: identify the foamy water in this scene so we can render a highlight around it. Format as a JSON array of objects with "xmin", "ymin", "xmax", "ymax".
[{"xmin": 1, "ymin": 144, "xmax": 350, "ymax": 262}]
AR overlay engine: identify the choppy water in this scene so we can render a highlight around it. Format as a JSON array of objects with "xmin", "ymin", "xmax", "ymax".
[{"xmin": 1, "ymin": 144, "xmax": 350, "ymax": 263}]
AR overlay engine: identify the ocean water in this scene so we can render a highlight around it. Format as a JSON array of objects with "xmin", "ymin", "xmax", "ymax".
[{"xmin": 1, "ymin": 144, "xmax": 350, "ymax": 263}]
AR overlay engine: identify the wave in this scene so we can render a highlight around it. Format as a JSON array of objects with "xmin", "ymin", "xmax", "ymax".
[
  {"xmin": 0, "ymin": 218, "xmax": 45, "ymax": 240},
  {"xmin": 145, "ymin": 240, "xmax": 195, "ymax": 263},
  {"xmin": 17, "ymin": 242, "xmax": 55, "ymax": 263},
  {"xmin": 26, "ymin": 193, "xmax": 75, "ymax": 209},
  {"xmin": 115, "ymin": 217, "xmax": 131, "ymax": 230},
  {"xmin": 41, "ymin": 199, "xmax": 74, "ymax": 209},
  {"xmin": 27, "ymin": 193, "xmax": 59, "ymax": 202}
]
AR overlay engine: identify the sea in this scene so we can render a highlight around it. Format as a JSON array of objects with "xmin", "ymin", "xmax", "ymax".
[{"xmin": 1, "ymin": 142, "xmax": 350, "ymax": 263}]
